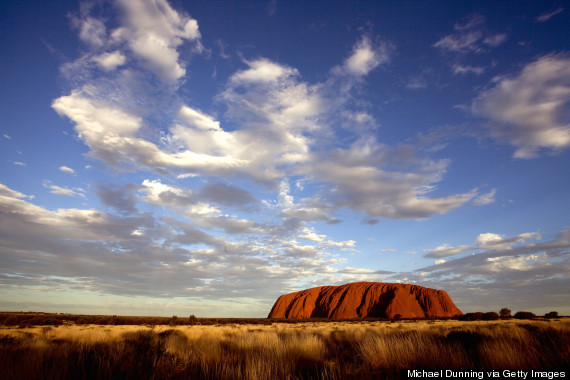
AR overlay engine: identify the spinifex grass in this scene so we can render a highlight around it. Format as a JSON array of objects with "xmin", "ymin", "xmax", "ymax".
[{"xmin": 0, "ymin": 319, "xmax": 568, "ymax": 379}]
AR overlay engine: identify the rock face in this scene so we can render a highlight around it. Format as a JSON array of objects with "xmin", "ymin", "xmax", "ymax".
[{"xmin": 268, "ymin": 282, "xmax": 462, "ymax": 319}]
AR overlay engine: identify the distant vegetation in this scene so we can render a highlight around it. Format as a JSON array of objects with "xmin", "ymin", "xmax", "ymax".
[
  {"xmin": 1, "ymin": 318, "xmax": 568, "ymax": 379},
  {"xmin": 0, "ymin": 308, "xmax": 562, "ymax": 327}
]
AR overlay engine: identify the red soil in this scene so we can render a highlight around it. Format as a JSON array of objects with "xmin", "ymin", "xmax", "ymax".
[{"xmin": 268, "ymin": 282, "xmax": 463, "ymax": 319}]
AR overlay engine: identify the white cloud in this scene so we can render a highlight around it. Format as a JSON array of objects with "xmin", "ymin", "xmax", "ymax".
[
  {"xmin": 452, "ymin": 64, "xmax": 484, "ymax": 75},
  {"xmin": 0, "ymin": 183, "xmax": 26, "ymax": 199},
  {"xmin": 44, "ymin": 182, "xmax": 86, "ymax": 199},
  {"xmin": 484, "ymin": 255, "xmax": 543, "ymax": 272},
  {"xmin": 298, "ymin": 228, "xmax": 326, "ymax": 243},
  {"xmin": 73, "ymin": 16, "xmax": 106, "ymax": 47},
  {"xmin": 59, "ymin": 166, "xmax": 75, "ymax": 175},
  {"xmin": 3, "ymin": 134, "xmax": 11, "ymax": 140},
  {"xmin": 433, "ymin": 31, "xmax": 483, "ymax": 52},
  {"xmin": 0, "ymin": 182, "xmax": 366, "ymax": 303},
  {"xmin": 473, "ymin": 188, "xmax": 496, "ymax": 205},
  {"xmin": 303, "ymin": 138, "xmax": 477, "ymax": 219},
  {"xmin": 475, "ymin": 232, "xmax": 541, "ymax": 249},
  {"xmin": 435, "ymin": 259, "xmax": 446, "ymax": 265},
  {"xmin": 536, "ymin": 7, "xmax": 563, "ymax": 23},
  {"xmin": 93, "ymin": 51, "xmax": 126, "ymax": 71},
  {"xmin": 339, "ymin": 35, "xmax": 391, "ymax": 77},
  {"xmin": 14, "ymin": 162, "xmax": 26, "ymax": 166},
  {"xmin": 111, "ymin": 0, "xmax": 202, "ymax": 85},
  {"xmin": 178, "ymin": 106, "xmax": 221, "ymax": 131},
  {"xmin": 231, "ymin": 58, "xmax": 297, "ymax": 83},
  {"xmin": 52, "ymin": 91, "xmax": 245, "ymax": 176},
  {"xmin": 413, "ymin": 230, "xmax": 570, "ymax": 312},
  {"xmin": 323, "ymin": 239, "xmax": 356, "ymax": 248},
  {"xmin": 433, "ymin": 14, "xmax": 507, "ymax": 53},
  {"xmin": 53, "ymin": 26, "xmax": 474, "ymax": 224},
  {"xmin": 472, "ymin": 54, "xmax": 570, "ymax": 158},
  {"xmin": 424, "ymin": 244, "xmax": 471, "ymax": 258}
]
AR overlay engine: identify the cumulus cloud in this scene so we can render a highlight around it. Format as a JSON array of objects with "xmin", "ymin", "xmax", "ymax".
[
  {"xmin": 52, "ymin": 27, "xmax": 470, "ymax": 223},
  {"xmin": 93, "ymin": 51, "xmax": 126, "ymax": 71},
  {"xmin": 472, "ymin": 54, "xmax": 570, "ymax": 158},
  {"xmin": 112, "ymin": 0, "xmax": 202, "ymax": 85}
]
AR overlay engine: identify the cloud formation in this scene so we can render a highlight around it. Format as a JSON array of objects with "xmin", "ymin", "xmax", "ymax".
[
  {"xmin": 472, "ymin": 54, "xmax": 570, "ymax": 158},
  {"xmin": 413, "ymin": 230, "xmax": 569, "ymax": 312},
  {"xmin": 433, "ymin": 14, "xmax": 506, "ymax": 53}
]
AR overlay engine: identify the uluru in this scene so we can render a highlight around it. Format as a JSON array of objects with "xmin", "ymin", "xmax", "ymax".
[{"xmin": 268, "ymin": 282, "xmax": 462, "ymax": 319}]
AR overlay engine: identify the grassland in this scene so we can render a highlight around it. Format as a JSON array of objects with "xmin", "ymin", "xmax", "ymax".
[{"xmin": 1, "ymin": 318, "xmax": 568, "ymax": 380}]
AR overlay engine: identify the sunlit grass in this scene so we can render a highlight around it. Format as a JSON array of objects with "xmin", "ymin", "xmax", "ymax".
[{"xmin": 1, "ymin": 319, "xmax": 568, "ymax": 379}]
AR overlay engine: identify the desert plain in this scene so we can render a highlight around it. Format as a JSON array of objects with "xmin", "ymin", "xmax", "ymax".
[{"xmin": 1, "ymin": 314, "xmax": 568, "ymax": 380}]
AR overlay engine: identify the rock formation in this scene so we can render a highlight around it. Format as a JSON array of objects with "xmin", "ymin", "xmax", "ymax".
[{"xmin": 268, "ymin": 282, "xmax": 462, "ymax": 319}]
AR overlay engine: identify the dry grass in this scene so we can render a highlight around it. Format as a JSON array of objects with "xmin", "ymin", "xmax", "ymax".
[{"xmin": 0, "ymin": 319, "xmax": 568, "ymax": 379}]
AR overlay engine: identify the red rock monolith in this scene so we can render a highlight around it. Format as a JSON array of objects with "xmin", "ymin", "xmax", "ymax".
[{"xmin": 267, "ymin": 282, "xmax": 462, "ymax": 319}]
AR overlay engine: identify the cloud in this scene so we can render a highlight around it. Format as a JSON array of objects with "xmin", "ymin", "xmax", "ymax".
[
  {"xmin": 14, "ymin": 162, "xmax": 26, "ymax": 166},
  {"xmin": 483, "ymin": 33, "xmax": 507, "ymax": 47},
  {"xmin": 337, "ymin": 35, "xmax": 392, "ymax": 77},
  {"xmin": 423, "ymin": 231, "xmax": 541, "ymax": 261},
  {"xmin": 302, "ymin": 138, "xmax": 477, "ymax": 219},
  {"xmin": 95, "ymin": 183, "xmax": 139, "ymax": 214},
  {"xmin": 412, "ymin": 230, "xmax": 569, "ymax": 312},
  {"xmin": 433, "ymin": 30, "xmax": 483, "ymax": 53},
  {"xmin": 44, "ymin": 182, "xmax": 86, "ymax": 199},
  {"xmin": 54, "ymin": 21, "xmax": 475, "ymax": 237},
  {"xmin": 112, "ymin": 0, "xmax": 202, "ymax": 85},
  {"xmin": 0, "ymin": 182, "xmax": 369, "ymax": 304},
  {"xmin": 198, "ymin": 182, "xmax": 258, "ymax": 208},
  {"xmin": 59, "ymin": 166, "xmax": 75, "ymax": 175},
  {"xmin": 473, "ymin": 188, "xmax": 496, "ymax": 205},
  {"xmin": 72, "ymin": 16, "xmax": 106, "ymax": 47},
  {"xmin": 475, "ymin": 232, "xmax": 541, "ymax": 249},
  {"xmin": 93, "ymin": 51, "xmax": 126, "ymax": 71},
  {"xmin": 433, "ymin": 14, "xmax": 506, "ymax": 53},
  {"xmin": 424, "ymin": 244, "xmax": 471, "ymax": 258},
  {"xmin": 0, "ymin": 183, "xmax": 26, "ymax": 199},
  {"xmin": 472, "ymin": 54, "xmax": 570, "ymax": 158},
  {"xmin": 536, "ymin": 7, "xmax": 563, "ymax": 23},
  {"xmin": 452, "ymin": 64, "xmax": 484, "ymax": 75}
]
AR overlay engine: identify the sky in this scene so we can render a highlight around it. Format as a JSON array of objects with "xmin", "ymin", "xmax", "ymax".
[{"xmin": 0, "ymin": 0, "xmax": 569, "ymax": 318}]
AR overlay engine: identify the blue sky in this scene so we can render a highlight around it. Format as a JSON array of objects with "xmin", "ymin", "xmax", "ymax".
[{"xmin": 1, "ymin": 0, "xmax": 569, "ymax": 317}]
